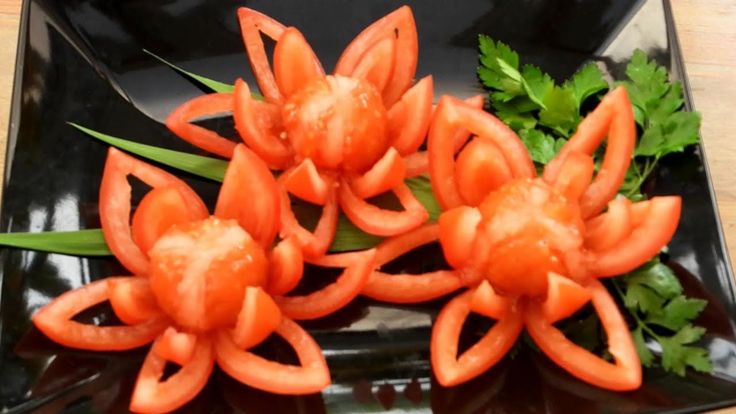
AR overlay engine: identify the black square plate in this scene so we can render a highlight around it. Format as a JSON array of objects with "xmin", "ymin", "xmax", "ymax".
[{"xmin": 2, "ymin": 0, "xmax": 736, "ymax": 412}]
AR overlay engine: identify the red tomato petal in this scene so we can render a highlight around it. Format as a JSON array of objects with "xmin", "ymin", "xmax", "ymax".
[
  {"xmin": 339, "ymin": 179, "xmax": 428, "ymax": 237},
  {"xmin": 274, "ymin": 27, "xmax": 325, "ymax": 98},
  {"xmin": 525, "ymin": 280, "xmax": 642, "ymax": 391},
  {"xmin": 403, "ymin": 151, "xmax": 428, "ymax": 178},
  {"xmin": 165, "ymin": 93, "xmax": 237, "ymax": 158},
  {"xmin": 455, "ymin": 139, "xmax": 513, "ymax": 206},
  {"xmin": 469, "ymin": 280, "xmax": 510, "ymax": 320},
  {"xmin": 584, "ymin": 197, "xmax": 633, "ymax": 251},
  {"xmin": 282, "ymin": 159, "xmax": 332, "ymax": 205},
  {"xmin": 100, "ymin": 148, "xmax": 207, "ymax": 276},
  {"xmin": 438, "ymin": 206, "xmax": 482, "ymax": 269},
  {"xmin": 215, "ymin": 144, "xmax": 281, "ymax": 248},
  {"xmin": 108, "ymin": 278, "xmax": 164, "ymax": 325},
  {"xmin": 215, "ymin": 319, "xmax": 330, "ymax": 394},
  {"xmin": 267, "ymin": 236, "xmax": 304, "ymax": 296},
  {"xmin": 278, "ymin": 177, "xmax": 339, "ymax": 258},
  {"xmin": 549, "ymin": 151, "xmax": 595, "ymax": 203},
  {"xmin": 152, "ymin": 327, "xmax": 197, "ymax": 367},
  {"xmin": 237, "ymin": 8, "xmax": 286, "ymax": 103},
  {"xmin": 349, "ymin": 147, "xmax": 407, "ymax": 199},
  {"xmin": 130, "ymin": 334, "xmax": 215, "ymax": 413},
  {"xmin": 431, "ymin": 290, "xmax": 523, "ymax": 386},
  {"xmin": 363, "ymin": 270, "xmax": 463, "ymax": 304},
  {"xmin": 542, "ymin": 273, "xmax": 592, "ymax": 324},
  {"xmin": 352, "ymin": 35, "xmax": 396, "ymax": 93},
  {"xmin": 387, "ymin": 76, "xmax": 433, "ymax": 155},
  {"xmin": 334, "ymin": 5, "xmax": 417, "ymax": 106},
  {"xmin": 32, "ymin": 278, "xmax": 168, "ymax": 351},
  {"xmin": 233, "ymin": 79, "xmax": 292, "ymax": 169},
  {"xmin": 232, "ymin": 287, "xmax": 282, "ymax": 349},
  {"xmin": 588, "ymin": 196, "xmax": 681, "ymax": 277},
  {"xmin": 275, "ymin": 249, "xmax": 375, "ymax": 320}
]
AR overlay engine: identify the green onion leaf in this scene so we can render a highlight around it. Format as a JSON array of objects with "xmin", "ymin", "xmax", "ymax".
[{"xmin": 0, "ymin": 229, "xmax": 111, "ymax": 256}]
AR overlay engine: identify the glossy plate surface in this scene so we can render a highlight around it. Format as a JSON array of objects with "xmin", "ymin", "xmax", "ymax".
[{"xmin": 2, "ymin": 0, "xmax": 736, "ymax": 412}]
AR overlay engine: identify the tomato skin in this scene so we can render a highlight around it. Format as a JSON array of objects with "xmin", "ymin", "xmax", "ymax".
[
  {"xmin": 282, "ymin": 159, "xmax": 332, "ymax": 205},
  {"xmin": 32, "ymin": 278, "xmax": 168, "ymax": 351},
  {"xmin": 525, "ymin": 280, "xmax": 641, "ymax": 391},
  {"xmin": 166, "ymin": 93, "xmax": 237, "ymax": 158},
  {"xmin": 387, "ymin": 76, "xmax": 434, "ymax": 155},
  {"xmin": 130, "ymin": 334, "xmax": 215, "ymax": 414},
  {"xmin": 549, "ymin": 151, "xmax": 594, "ymax": 203},
  {"xmin": 237, "ymin": 8, "xmax": 286, "ymax": 104},
  {"xmin": 273, "ymin": 27, "xmax": 324, "ymax": 99},
  {"xmin": 455, "ymin": 138, "xmax": 513, "ymax": 206},
  {"xmin": 438, "ymin": 206, "xmax": 481, "ymax": 270},
  {"xmin": 585, "ymin": 197, "xmax": 632, "ymax": 251},
  {"xmin": 267, "ymin": 236, "xmax": 304, "ymax": 296},
  {"xmin": 215, "ymin": 318, "xmax": 330, "ymax": 395},
  {"xmin": 542, "ymin": 272, "xmax": 591, "ymax": 324},
  {"xmin": 152, "ymin": 327, "xmax": 197, "ymax": 367},
  {"xmin": 131, "ymin": 186, "xmax": 209, "ymax": 255},
  {"xmin": 364, "ymin": 270, "xmax": 463, "ymax": 304},
  {"xmin": 232, "ymin": 286, "xmax": 282, "ymax": 349},
  {"xmin": 469, "ymin": 280, "xmax": 509, "ymax": 320},
  {"xmin": 352, "ymin": 35, "xmax": 396, "ymax": 94},
  {"xmin": 349, "ymin": 147, "xmax": 406, "ymax": 199},
  {"xmin": 108, "ymin": 278, "xmax": 163, "ymax": 325},
  {"xmin": 100, "ymin": 148, "xmax": 208, "ymax": 276}
]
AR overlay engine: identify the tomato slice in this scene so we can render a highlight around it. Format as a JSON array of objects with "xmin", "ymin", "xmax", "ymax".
[
  {"xmin": 131, "ymin": 186, "xmax": 209, "ymax": 255},
  {"xmin": 451, "ymin": 95, "xmax": 485, "ymax": 152},
  {"xmin": 165, "ymin": 93, "xmax": 237, "ymax": 159},
  {"xmin": 438, "ymin": 206, "xmax": 481, "ymax": 269},
  {"xmin": 32, "ymin": 278, "xmax": 168, "ymax": 351},
  {"xmin": 130, "ymin": 334, "xmax": 214, "ymax": 413},
  {"xmin": 542, "ymin": 273, "xmax": 591, "ymax": 324},
  {"xmin": 588, "ymin": 196, "xmax": 681, "ymax": 277},
  {"xmin": 387, "ymin": 76, "xmax": 434, "ymax": 155},
  {"xmin": 334, "ymin": 6, "xmax": 417, "ymax": 107},
  {"xmin": 275, "ymin": 249, "xmax": 375, "ymax": 320},
  {"xmin": 273, "ymin": 27, "xmax": 325, "ymax": 99},
  {"xmin": 108, "ymin": 277, "xmax": 163, "ymax": 325},
  {"xmin": 100, "ymin": 148, "xmax": 207, "ymax": 276},
  {"xmin": 431, "ymin": 290, "xmax": 523, "ymax": 386},
  {"xmin": 585, "ymin": 197, "xmax": 633, "ymax": 251},
  {"xmin": 233, "ymin": 79, "xmax": 292, "ymax": 169},
  {"xmin": 237, "ymin": 8, "xmax": 286, "ymax": 103},
  {"xmin": 214, "ymin": 318, "xmax": 330, "ymax": 395},
  {"xmin": 278, "ymin": 176, "xmax": 339, "ymax": 258},
  {"xmin": 349, "ymin": 147, "xmax": 406, "ymax": 199},
  {"xmin": 429, "ymin": 96, "xmax": 534, "ymax": 210},
  {"xmin": 352, "ymin": 35, "xmax": 396, "ymax": 93},
  {"xmin": 403, "ymin": 151, "xmax": 429, "ymax": 178},
  {"xmin": 152, "ymin": 327, "xmax": 197, "ymax": 367},
  {"xmin": 543, "ymin": 87, "xmax": 635, "ymax": 218},
  {"xmin": 363, "ymin": 270, "xmax": 463, "ymax": 304},
  {"xmin": 232, "ymin": 287, "xmax": 282, "ymax": 349},
  {"xmin": 339, "ymin": 179, "xmax": 428, "ymax": 236},
  {"xmin": 267, "ymin": 236, "xmax": 304, "ymax": 296},
  {"xmin": 549, "ymin": 151, "xmax": 594, "ymax": 203},
  {"xmin": 215, "ymin": 144, "xmax": 281, "ymax": 248},
  {"xmin": 469, "ymin": 280, "xmax": 510, "ymax": 320},
  {"xmin": 525, "ymin": 280, "xmax": 642, "ymax": 391},
  {"xmin": 282, "ymin": 159, "xmax": 332, "ymax": 205},
  {"xmin": 455, "ymin": 138, "xmax": 513, "ymax": 206}
]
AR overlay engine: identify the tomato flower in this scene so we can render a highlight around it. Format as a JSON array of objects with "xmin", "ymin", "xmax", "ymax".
[
  {"xmin": 31, "ymin": 144, "xmax": 375, "ymax": 413},
  {"xmin": 165, "ymin": 6, "xmax": 483, "ymax": 258},
  {"xmin": 314, "ymin": 87, "xmax": 681, "ymax": 391}
]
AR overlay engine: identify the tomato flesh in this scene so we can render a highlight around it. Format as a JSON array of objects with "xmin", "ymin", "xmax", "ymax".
[
  {"xmin": 148, "ymin": 217, "xmax": 268, "ymax": 332},
  {"xmin": 282, "ymin": 75, "xmax": 388, "ymax": 173},
  {"xmin": 473, "ymin": 178, "xmax": 584, "ymax": 297}
]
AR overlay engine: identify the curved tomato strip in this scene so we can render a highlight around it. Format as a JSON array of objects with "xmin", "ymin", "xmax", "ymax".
[
  {"xmin": 131, "ymin": 186, "xmax": 209, "ymax": 255},
  {"xmin": 165, "ymin": 93, "xmax": 236, "ymax": 159},
  {"xmin": 233, "ymin": 79, "xmax": 292, "ymax": 169},
  {"xmin": 334, "ymin": 5, "xmax": 418, "ymax": 106},
  {"xmin": 267, "ymin": 236, "xmax": 304, "ymax": 296},
  {"xmin": 32, "ymin": 278, "xmax": 168, "ymax": 351},
  {"xmin": 275, "ymin": 249, "xmax": 375, "ymax": 320},
  {"xmin": 237, "ymin": 8, "xmax": 286, "ymax": 103},
  {"xmin": 403, "ymin": 151, "xmax": 429, "ymax": 178},
  {"xmin": 449, "ymin": 95, "xmax": 485, "ymax": 153},
  {"xmin": 543, "ymin": 87, "xmax": 635, "ymax": 218},
  {"xmin": 282, "ymin": 159, "xmax": 332, "ymax": 205},
  {"xmin": 429, "ymin": 96, "xmax": 534, "ymax": 210},
  {"xmin": 108, "ymin": 277, "xmax": 164, "ymax": 325},
  {"xmin": 349, "ymin": 147, "xmax": 406, "ymax": 199},
  {"xmin": 352, "ymin": 35, "xmax": 396, "ymax": 93},
  {"xmin": 215, "ymin": 144, "xmax": 280, "ymax": 248},
  {"xmin": 585, "ymin": 197, "xmax": 633, "ymax": 251},
  {"xmin": 431, "ymin": 290, "xmax": 523, "ymax": 386},
  {"xmin": 363, "ymin": 270, "xmax": 463, "ymax": 303},
  {"xmin": 152, "ymin": 327, "xmax": 197, "ymax": 367},
  {"xmin": 588, "ymin": 196, "xmax": 681, "ymax": 277},
  {"xmin": 215, "ymin": 318, "xmax": 330, "ymax": 395},
  {"xmin": 274, "ymin": 27, "xmax": 325, "ymax": 99},
  {"xmin": 469, "ymin": 281, "xmax": 510, "ymax": 320},
  {"xmin": 130, "ymin": 335, "xmax": 214, "ymax": 414},
  {"xmin": 339, "ymin": 179, "xmax": 428, "ymax": 237},
  {"xmin": 525, "ymin": 280, "xmax": 642, "ymax": 391},
  {"xmin": 232, "ymin": 287, "xmax": 282, "ymax": 349},
  {"xmin": 542, "ymin": 272, "xmax": 592, "ymax": 324},
  {"xmin": 387, "ymin": 76, "xmax": 434, "ymax": 155},
  {"xmin": 455, "ymin": 138, "xmax": 513, "ymax": 206},
  {"xmin": 278, "ymin": 176, "xmax": 339, "ymax": 258},
  {"xmin": 438, "ymin": 206, "xmax": 481, "ymax": 269},
  {"xmin": 550, "ymin": 151, "xmax": 594, "ymax": 203},
  {"xmin": 100, "ymin": 148, "xmax": 207, "ymax": 276}
]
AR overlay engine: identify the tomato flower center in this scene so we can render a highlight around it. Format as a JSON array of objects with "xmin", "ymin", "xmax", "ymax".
[
  {"xmin": 475, "ymin": 178, "xmax": 584, "ymax": 297},
  {"xmin": 282, "ymin": 75, "xmax": 388, "ymax": 173},
  {"xmin": 148, "ymin": 217, "xmax": 268, "ymax": 332}
]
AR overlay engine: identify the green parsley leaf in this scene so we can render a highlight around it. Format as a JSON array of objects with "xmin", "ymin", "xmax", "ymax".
[
  {"xmin": 478, "ymin": 36, "xmax": 523, "ymax": 95},
  {"xmin": 496, "ymin": 110, "xmax": 537, "ymax": 130},
  {"xmin": 564, "ymin": 62, "xmax": 609, "ymax": 107},
  {"xmin": 647, "ymin": 296, "xmax": 708, "ymax": 331},
  {"xmin": 539, "ymin": 86, "xmax": 579, "ymax": 135},
  {"xmin": 635, "ymin": 111, "xmax": 701, "ymax": 157},
  {"xmin": 625, "ymin": 260, "xmax": 683, "ymax": 299},
  {"xmin": 632, "ymin": 327, "xmax": 655, "ymax": 367},
  {"xmin": 624, "ymin": 284, "xmax": 665, "ymax": 315},
  {"xmin": 660, "ymin": 328, "xmax": 713, "ymax": 376},
  {"xmin": 520, "ymin": 64, "xmax": 553, "ymax": 109},
  {"xmin": 519, "ymin": 129, "xmax": 556, "ymax": 164}
]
